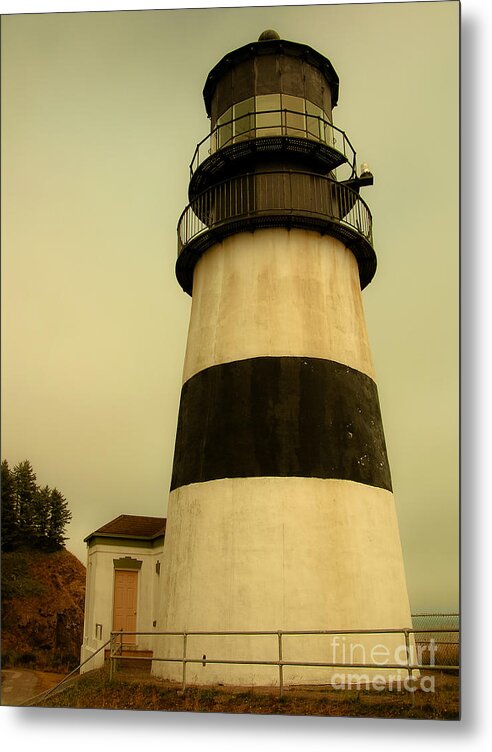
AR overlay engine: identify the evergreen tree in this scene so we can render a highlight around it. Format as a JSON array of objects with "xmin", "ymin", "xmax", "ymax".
[
  {"xmin": 46, "ymin": 488, "xmax": 72, "ymax": 550},
  {"xmin": 1, "ymin": 460, "xmax": 19, "ymax": 551},
  {"xmin": 32, "ymin": 485, "xmax": 52, "ymax": 548},
  {"xmin": 12, "ymin": 460, "xmax": 38, "ymax": 546},
  {"xmin": 1, "ymin": 460, "xmax": 72, "ymax": 551}
]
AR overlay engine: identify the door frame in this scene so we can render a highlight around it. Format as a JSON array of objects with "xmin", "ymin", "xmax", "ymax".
[{"xmin": 112, "ymin": 558, "xmax": 142, "ymax": 645}]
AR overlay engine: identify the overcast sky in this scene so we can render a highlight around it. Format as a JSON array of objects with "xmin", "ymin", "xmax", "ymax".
[{"xmin": 2, "ymin": 0, "xmax": 459, "ymax": 613}]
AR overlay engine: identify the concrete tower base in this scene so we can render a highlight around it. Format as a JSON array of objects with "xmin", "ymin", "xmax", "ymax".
[{"xmin": 153, "ymin": 476, "xmax": 413, "ymax": 686}]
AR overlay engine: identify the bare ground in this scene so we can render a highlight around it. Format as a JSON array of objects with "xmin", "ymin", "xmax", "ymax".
[
  {"xmin": 36, "ymin": 666, "xmax": 459, "ymax": 720},
  {"xmin": 1, "ymin": 668, "xmax": 68, "ymax": 706}
]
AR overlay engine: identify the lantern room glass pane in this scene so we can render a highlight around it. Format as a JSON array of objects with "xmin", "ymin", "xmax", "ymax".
[
  {"xmin": 282, "ymin": 94, "xmax": 305, "ymax": 137},
  {"xmin": 255, "ymin": 94, "xmax": 281, "ymax": 136},
  {"xmin": 209, "ymin": 130, "xmax": 218, "ymax": 154},
  {"xmin": 306, "ymin": 100, "xmax": 322, "ymax": 141},
  {"xmin": 234, "ymin": 98, "xmax": 255, "ymax": 142},
  {"xmin": 218, "ymin": 107, "xmax": 233, "ymax": 148},
  {"xmin": 324, "ymin": 121, "xmax": 335, "ymax": 148}
]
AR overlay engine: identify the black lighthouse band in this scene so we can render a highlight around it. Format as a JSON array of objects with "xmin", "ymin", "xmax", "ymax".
[{"xmin": 170, "ymin": 356, "xmax": 392, "ymax": 492}]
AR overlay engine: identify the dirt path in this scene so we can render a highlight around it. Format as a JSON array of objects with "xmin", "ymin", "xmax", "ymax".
[{"xmin": 1, "ymin": 668, "xmax": 66, "ymax": 706}]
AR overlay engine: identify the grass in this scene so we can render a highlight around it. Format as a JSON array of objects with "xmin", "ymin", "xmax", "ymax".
[
  {"xmin": 37, "ymin": 666, "xmax": 459, "ymax": 719},
  {"xmin": 2, "ymin": 649, "xmax": 78, "ymax": 673}
]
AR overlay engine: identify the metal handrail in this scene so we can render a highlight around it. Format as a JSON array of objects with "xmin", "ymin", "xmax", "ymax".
[
  {"xmin": 111, "ymin": 628, "xmax": 458, "ymax": 637},
  {"xmin": 109, "ymin": 627, "xmax": 459, "ymax": 698},
  {"xmin": 190, "ymin": 109, "xmax": 357, "ymax": 177},
  {"xmin": 177, "ymin": 170, "xmax": 373, "ymax": 256}
]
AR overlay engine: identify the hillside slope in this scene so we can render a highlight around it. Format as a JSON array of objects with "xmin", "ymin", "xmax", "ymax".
[{"xmin": 1, "ymin": 548, "xmax": 86, "ymax": 669}]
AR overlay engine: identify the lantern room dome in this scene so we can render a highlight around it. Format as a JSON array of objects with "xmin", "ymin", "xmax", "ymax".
[{"xmin": 258, "ymin": 29, "xmax": 280, "ymax": 41}]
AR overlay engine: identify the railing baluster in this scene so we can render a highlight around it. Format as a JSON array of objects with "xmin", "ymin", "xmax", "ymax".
[
  {"xmin": 182, "ymin": 632, "xmax": 187, "ymax": 692},
  {"xmin": 278, "ymin": 632, "xmax": 284, "ymax": 698},
  {"xmin": 404, "ymin": 629, "xmax": 416, "ymax": 707}
]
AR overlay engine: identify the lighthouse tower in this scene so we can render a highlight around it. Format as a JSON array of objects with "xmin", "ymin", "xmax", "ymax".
[{"xmin": 155, "ymin": 31, "xmax": 413, "ymax": 686}]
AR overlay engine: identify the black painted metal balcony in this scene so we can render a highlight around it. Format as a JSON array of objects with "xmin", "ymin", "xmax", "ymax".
[
  {"xmin": 176, "ymin": 170, "xmax": 376, "ymax": 295},
  {"xmin": 188, "ymin": 110, "xmax": 357, "ymax": 197}
]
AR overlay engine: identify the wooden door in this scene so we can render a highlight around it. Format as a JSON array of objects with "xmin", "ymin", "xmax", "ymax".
[{"xmin": 113, "ymin": 569, "xmax": 138, "ymax": 643}]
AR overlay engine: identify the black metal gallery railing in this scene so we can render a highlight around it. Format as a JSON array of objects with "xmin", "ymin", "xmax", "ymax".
[
  {"xmin": 190, "ymin": 110, "xmax": 357, "ymax": 178},
  {"xmin": 178, "ymin": 170, "xmax": 373, "ymax": 255},
  {"xmin": 176, "ymin": 170, "xmax": 376, "ymax": 294}
]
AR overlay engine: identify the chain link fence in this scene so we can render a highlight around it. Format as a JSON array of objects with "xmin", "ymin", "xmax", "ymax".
[{"xmin": 411, "ymin": 613, "xmax": 459, "ymax": 669}]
